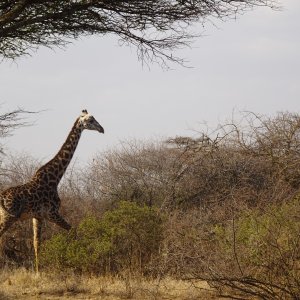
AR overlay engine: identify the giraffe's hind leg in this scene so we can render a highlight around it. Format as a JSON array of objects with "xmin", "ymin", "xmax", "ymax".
[
  {"xmin": 0, "ymin": 215, "xmax": 17, "ymax": 237},
  {"xmin": 0, "ymin": 215, "xmax": 17, "ymax": 262}
]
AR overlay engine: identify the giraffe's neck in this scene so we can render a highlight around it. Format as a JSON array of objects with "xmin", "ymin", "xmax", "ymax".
[{"xmin": 33, "ymin": 118, "xmax": 83, "ymax": 187}]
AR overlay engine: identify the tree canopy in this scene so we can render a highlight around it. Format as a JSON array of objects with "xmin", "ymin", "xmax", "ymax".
[{"xmin": 0, "ymin": 0, "xmax": 277, "ymax": 65}]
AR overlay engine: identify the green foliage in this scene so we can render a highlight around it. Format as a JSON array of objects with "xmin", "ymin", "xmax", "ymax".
[
  {"xmin": 239, "ymin": 198, "xmax": 300, "ymax": 267},
  {"xmin": 213, "ymin": 195, "xmax": 300, "ymax": 288},
  {"xmin": 41, "ymin": 201, "xmax": 164, "ymax": 274},
  {"xmin": 40, "ymin": 233, "xmax": 69, "ymax": 268}
]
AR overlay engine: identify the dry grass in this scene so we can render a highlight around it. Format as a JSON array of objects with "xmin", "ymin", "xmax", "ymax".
[{"xmin": 0, "ymin": 268, "xmax": 218, "ymax": 300}]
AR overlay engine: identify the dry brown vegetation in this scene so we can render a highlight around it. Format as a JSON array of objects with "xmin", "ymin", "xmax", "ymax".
[
  {"xmin": 0, "ymin": 268, "xmax": 216, "ymax": 300},
  {"xmin": 1, "ymin": 111, "xmax": 300, "ymax": 299}
]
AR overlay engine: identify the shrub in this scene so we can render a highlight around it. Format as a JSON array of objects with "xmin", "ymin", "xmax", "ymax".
[
  {"xmin": 41, "ymin": 201, "xmax": 164, "ymax": 275},
  {"xmin": 208, "ymin": 194, "xmax": 300, "ymax": 299}
]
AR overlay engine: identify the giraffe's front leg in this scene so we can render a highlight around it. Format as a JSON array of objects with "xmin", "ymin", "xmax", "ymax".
[
  {"xmin": 32, "ymin": 217, "xmax": 42, "ymax": 273},
  {"xmin": 48, "ymin": 212, "xmax": 71, "ymax": 231}
]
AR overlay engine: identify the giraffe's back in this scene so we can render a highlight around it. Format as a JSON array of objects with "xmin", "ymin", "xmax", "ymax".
[{"xmin": 0, "ymin": 182, "xmax": 59, "ymax": 219}]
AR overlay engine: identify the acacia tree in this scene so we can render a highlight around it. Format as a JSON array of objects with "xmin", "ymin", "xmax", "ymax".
[
  {"xmin": 0, "ymin": 108, "xmax": 29, "ymax": 136},
  {"xmin": 0, "ymin": 108, "xmax": 34, "ymax": 153},
  {"xmin": 0, "ymin": 0, "xmax": 277, "ymax": 65}
]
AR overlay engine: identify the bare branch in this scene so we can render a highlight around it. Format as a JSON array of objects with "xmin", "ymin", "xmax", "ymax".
[{"xmin": 0, "ymin": 107, "xmax": 36, "ymax": 137}]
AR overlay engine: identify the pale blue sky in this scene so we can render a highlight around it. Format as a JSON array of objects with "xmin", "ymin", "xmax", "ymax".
[{"xmin": 0, "ymin": 0, "xmax": 299, "ymax": 165}]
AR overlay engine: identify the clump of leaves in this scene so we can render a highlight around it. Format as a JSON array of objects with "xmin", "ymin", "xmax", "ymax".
[{"xmin": 41, "ymin": 201, "xmax": 164, "ymax": 274}]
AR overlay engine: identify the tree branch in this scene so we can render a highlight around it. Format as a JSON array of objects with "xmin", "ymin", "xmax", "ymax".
[{"xmin": 0, "ymin": 0, "xmax": 278, "ymax": 65}]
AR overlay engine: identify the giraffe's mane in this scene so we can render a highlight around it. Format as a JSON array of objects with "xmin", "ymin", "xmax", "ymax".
[{"xmin": 34, "ymin": 117, "xmax": 80, "ymax": 174}]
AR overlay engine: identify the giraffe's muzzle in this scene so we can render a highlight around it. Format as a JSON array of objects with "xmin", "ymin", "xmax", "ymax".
[{"xmin": 97, "ymin": 124, "xmax": 104, "ymax": 134}]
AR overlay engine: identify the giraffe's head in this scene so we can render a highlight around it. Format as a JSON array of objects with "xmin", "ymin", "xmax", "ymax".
[{"xmin": 78, "ymin": 109, "xmax": 104, "ymax": 133}]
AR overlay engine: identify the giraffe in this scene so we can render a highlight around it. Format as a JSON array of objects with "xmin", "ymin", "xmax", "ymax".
[{"xmin": 0, "ymin": 109, "xmax": 104, "ymax": 272}]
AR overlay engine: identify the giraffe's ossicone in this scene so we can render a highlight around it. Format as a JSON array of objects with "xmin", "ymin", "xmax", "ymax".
[{"xmin": 0, "ymin": 110, "xmax": 104, "ymax": 272}]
